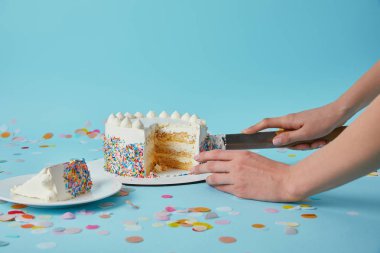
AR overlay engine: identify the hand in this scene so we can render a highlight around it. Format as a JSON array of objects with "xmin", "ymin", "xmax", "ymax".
[
  {"xmin": 191, "ymin": 150, "xmax": 300, "ymax": 202},
  {"xmin": 242, "ymin": 102, "xmax": 349, "ymax": 150}
]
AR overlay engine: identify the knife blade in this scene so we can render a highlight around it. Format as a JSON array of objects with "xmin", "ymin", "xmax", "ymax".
[{"xmin": 200, "ymin": 126, "xmax": 347, "ymax": 151}]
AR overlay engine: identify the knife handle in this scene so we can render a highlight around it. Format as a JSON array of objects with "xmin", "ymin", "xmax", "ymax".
[{"xmin": 226, "ymin": 126, "xmax": 347, "ymax": 150}]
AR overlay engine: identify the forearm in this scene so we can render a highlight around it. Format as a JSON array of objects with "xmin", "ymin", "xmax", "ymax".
[
  {"xmin": 289, "ymin": 94, "xmax": 380, "ymax": 199},
  {"xmin": 333, "ymin": 60, "xmax": 380, "ymax": 119}
]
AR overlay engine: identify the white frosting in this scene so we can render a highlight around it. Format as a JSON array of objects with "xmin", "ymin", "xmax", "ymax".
[
  {"xmin": 190, "ymin": 114, "xmax": 199, "ymax": 123},
  {"xmin": 107, "ymin": 113, "xmax": 116, "ymax": 122},
  {"xmin": 146, "ymin": 111, "xmax": 156, "ymax": 118},
  {"xmin": 120, "ymin": 117, "xmax": 132, "ymax": 128},
  {"xmin": 171, "ymin": 111, "xmax": 181, "ymax": 119},
  {"xmin": 108, "ymin": 116, "xmax": 121, "ymax": 126},
  {"xmin": 124, "ymin": 112, "xmax": 136, "ymax": 119},
  {"xmin": 134, "ymin": 112, "xmax": 144, "ymax": 118},
  {"xmin": 116, "ymin": 112, "xmax": 124, "ymax": 120},
  {"xmin": 159, "ymin": 111, "xmax": 170, "ymax": 118},
  {"xmin": 10, "ymin": 163, "xmax": 73, "ymax": 202},
  {"xmin": 181, "ymin": 113, "xmax": 191, "ymax": 121},
  {"xmin": 132, "ymin": 119, "xmax": 144, "ymax": 129}
]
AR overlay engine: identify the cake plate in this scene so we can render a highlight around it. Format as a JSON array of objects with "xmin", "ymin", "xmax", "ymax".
[
  {"xmin": 87, "ymin": 158, "xmax": 210, "ymax": 186},
  {"xmin": 0, "ymin": 164, "xmax": 122, "ymax": 208}
]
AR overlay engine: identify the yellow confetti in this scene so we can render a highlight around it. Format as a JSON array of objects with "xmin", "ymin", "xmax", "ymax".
[{"xmin": 282, "ymin": 205, "xmax": 294, "ymax": 210}]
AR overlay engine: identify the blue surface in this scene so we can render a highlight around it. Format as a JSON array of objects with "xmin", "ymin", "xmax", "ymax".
[{"xmin": 1, "ymin": 0, "xmax": 380, "ymax": 252}]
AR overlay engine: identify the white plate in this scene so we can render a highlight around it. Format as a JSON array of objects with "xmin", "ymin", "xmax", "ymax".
[
  {"xmin": 0, "ymin": 165, "xmax": 122, "ymax": 208},
  {"xmin": 87, "ymin": 159, "xmax": 210, "ymax": 185}
]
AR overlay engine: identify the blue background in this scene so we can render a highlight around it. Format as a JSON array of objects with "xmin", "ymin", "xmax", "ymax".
[{"xmin": 1, "ymin": 0, "xmax": 380, "ymax": 252}]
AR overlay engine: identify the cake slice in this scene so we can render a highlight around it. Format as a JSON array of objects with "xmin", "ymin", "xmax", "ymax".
[{"xmin": 11, "ymin": 159, "xmax": 92, "ymax": 202}]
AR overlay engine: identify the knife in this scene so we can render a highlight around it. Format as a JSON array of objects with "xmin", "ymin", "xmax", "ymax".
[{"xmin": 200, "ymin": 126, "xmax": 347, "ymax": 151}]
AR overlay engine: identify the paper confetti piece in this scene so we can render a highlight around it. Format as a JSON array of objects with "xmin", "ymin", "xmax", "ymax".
[
  {"xmin": 0, "ymin": 241, "xmax": 9, "ymax": 247},
  {"xmin": 64, "ymin": 228, "xmax": 82, "ymax": 234},
  {"xmin": 22, "ymin": 214, "xmax": 35, "ymax": 219},
  {"xmin": 251, "ymin": 223, "xmax": 266, "ymax": 229},
  {"xmin": 285, "ymin": 227, "xmax": 298, "ymax": 235},
  {"xmin": 189, "ymin": 207, "xmax": 211, "ymax": 212},
  {"xmin": 86, "ymin": 225, "xmax": 100, "ymax": 230},
  {"xmin": 42, "ymin": 133, "xmax": 54, "ymax": 140},
  {"xmin": 219, "ymin": 236, "xmax": 237, "ymax": 244},
  {"xmin": 282, "ymin": 205, "xmax": 294, "ymax": 210},
  {"xmin": 192, "ymin": 225, "xmax": 208, "ymax": 232},
  {"xmin": 1, "ymin": 132, "xmax": 11, "ymax": 138},
  {"xmin": 126, "ymin": 200, "xmax": 139, "ymax": 209},
  {"xmin": 125, "ymin": 236, "xmax": 144, "ymax": 243},
  {"xmin": 205, "ymin": 212, "xmax": 219, "ymax": 220},
  {"xmin": 21, "ymin": 224, "xmax": 34, "ymax": 229},
  {"xmin": 36, "ymin": 242, "xmax": 56, "ymax": 249},
  {"xmin": 215, "ymin": 219, "xmax": 231, "ymax": 225},
  {"xmin": 288, "ymin": 154, "xmax": 297, "ymax": 158},
  {"xmin": 301, "ymin": 214, "xmax": 317, "ymax": 219},
  {"xmin": 97, "ymin": 230, "xmax": 110, "ymax": 236},
  {"xmin": 99, "ymin": 213, "xmax": 111, "ymax": 219},
  {"xmin": 61, "ymin": 212, "xmax": 75, "ymax": 220},
  {"xmin": 8, "ymin": 210, "xmax": 25, "ymax": 215},
  {"xmin": 0, "ymin": 214, "xmax": 16, "ymax": 222},
  {"xmin": 161, "ymin": 194, "xmax": 173, "ymax": 198},
  {"xmin": 165, "ymin": 206, "xmax": 176, "ymax": 212},
  {"xmin": 265, "ymin": 208, "xmax": 279, "ymax": 213},
  {"xmin": 98, "ymin": 202, "xmax": 115, "ymax": 208},
  {"xmin": 116, "ymin": 189, "xmax": 129, "ymax": 197}
]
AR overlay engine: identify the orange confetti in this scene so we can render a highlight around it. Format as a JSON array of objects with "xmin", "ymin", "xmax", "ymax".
[
  {"xmin": 22, "ymin": 214, "xmax": 35, "ymax": 219},
  {"xmin": 301, "ymin": 213, "xmax": 317, "ymax": 219},
  {"xmin": 1, "ymin": 131, "xmax": 11, "ymax": 138},
  {"xmin": 189, "ymin": 207, "xmax": 211, "ymax": 212},
  {"xmin": 42, "ymin": 133, "xmax": 53, "ymax": 140},
  {"xmin": 251, "ymin": 223, "xmax": 266, "ymax": 229},
  {"xmin": 21, "ymin": 224, "xmax": 34, "ymax": 229},
  {"xmin": 11, "ymin": 203, "xmax": 27, "ymax": 209}
]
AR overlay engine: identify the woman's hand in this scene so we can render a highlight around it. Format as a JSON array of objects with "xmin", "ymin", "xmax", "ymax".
[
  {"xmin": 242, "ymin": 102, "xmax": 350, "ymax": 150},
  {"xmin": 191, "ymin": 150, "xmax": 302, "ymax": 202}
]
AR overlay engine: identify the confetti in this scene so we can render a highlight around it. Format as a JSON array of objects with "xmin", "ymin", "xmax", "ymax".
[
  {"xmin": 0, "ymin": 214, "xmax": 16, "ymax": 222},
  {"xmin": 192, "ymin": 225, "xmax": 208, "ymax": 232},
  {"xmin": 99, "ymin": 202, "xmax": 115, "ymax": 208},
  {"xmin": 189, "ymin": 207, "xmax": 211, "ymax": 212},
  {"xmin": 64, "ymin": 227, "xmax": 82, "ymax": 234},
  {"xmin": 301, "ymin": 214, "xmax": 317, "ymax": 219},
  {"xmin": 61, "ymin": 212, "xmax": 75, "ymax": 220},
  {"xmin": 215, "ymin": 219, "xmax": 231, "ymax": 225},
  {"xmin": 282, "ymin": 205, "xmax": 294, "ymax": 210},
  {"xmin": 1, "ymin": 132, "xmax": 11, "ymax": 138},
  {"xmin": 42, "ymin": 133, "xmax": 54, "ymax": 140},
  {"xmin": 8, "ymin": 210, "xmax": 25, "ymax": 215},
  {"xmin": 36, "ymin": 242, "xmax": 56, "ymax": 249},
  {"xmin": 125, "ymin": 236, "xmax": 144, "ymax": 243},
  {"xmin": 161, "ymin": 194, "xmax": 173, "ymax": 198},
  {"xmin": 288, "ymin": 154, "xmax": 297, "ymax": 158},
  {"xmin": 86, "ymin": 225, "xmax": 100, "ymax": 230},
  {"xmin": 285, "ymin": 227, "xmax": 298, "ymax": 235},
  {"xmin": 251, "ymin": 223, "xmax": 266, "ymax": 229},
  {"xmin": 0, "ymin": 241, "xmax": 10, "ymax": 247},
  {"xmin": 116, "ymin": 189, "xmax": 129, "ymax": 197},
  {"xmin": 52, "ymin": 227, "xmax": 65, "ymax": 233},
  {"xmin": 205, "ymin": 212, "xmax": 219, "ymax": 220},
  {"xmin": 126, "ymin": 200, "xmax": 139, "ymax": 209},
  {"xmin": 216, "ymin": 206, "xmax": 232, "ymax": 212},
  {"xmin": 97, "ymin": 230, "xmax": 110, "ymax": 236},
  {"xmin": 219, "ymin": 236, "xmax": 237, "ymax": 244},
  {"xmin": 99, "ymin": 213, "xmax": 111, "ymax": 219},
  {"xmin": 165, "ymin": 206, "xmax": 176, "ymax": 212},
  {"xmin": 21, "ymin": 224, "xmax": 34, "ymax": 229},
  {"xmin": 265, "ymin": 208, "xmax": 279, "ymax": 213}
]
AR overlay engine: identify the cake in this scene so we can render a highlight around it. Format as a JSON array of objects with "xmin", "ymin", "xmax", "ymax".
[
  {"xmin": 103, "ymin": 111, "xmax": 207, "ymax": 177},
  {"xmin": 11, "ymin": 159, "xmax": 92, "ymax": 202}
]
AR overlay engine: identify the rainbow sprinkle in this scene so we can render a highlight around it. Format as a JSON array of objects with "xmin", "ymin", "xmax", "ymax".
[
  {"xmin": 63, "ymin": 159, "xmax": 93, "ymax": 197},
  {"xmin": 103, "ymin": 136, "xmax": 147, "ymax": 177}
]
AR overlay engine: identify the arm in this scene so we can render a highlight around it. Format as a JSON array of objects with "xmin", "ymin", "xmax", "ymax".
[
  {"xmin": 243, "ymin": 60, "xmax": 380, "ymax": 150},
  {"xmin": 289, "ymin": 94, "xmax": 380, "ymax": 200},
  {"xmin": 191, "ymin": 94, "xmax": 380, "ymax": 202}
]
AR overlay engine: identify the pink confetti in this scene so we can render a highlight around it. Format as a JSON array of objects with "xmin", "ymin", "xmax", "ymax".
[
  {"xmin": 161, "ymin": 194, "xmax": 173, "ymax": 199},
  {"xmin": 165, "ymin": 206, "xmax": 176, "ymax": 212},
  {"xmin": 265, "ymin": 208, "xmax": 279, "ymax": 214},
  {"xmin": 86, "ymin": 225, "xmax": 99, "ymax": 230},
  {"xmin": 215, "ymin": 219, "xmax": 231, "ymax": 225},
  {"xmin": 61, "ymin": 212, "xmax": 75, "ymax": 220}
]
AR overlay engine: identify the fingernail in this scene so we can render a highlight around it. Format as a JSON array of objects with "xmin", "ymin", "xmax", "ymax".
[
  {"xmin": 194, "ymin": 154, "xmax": 199, "ymax": 161},
  {"xmin": 273, "ymin": 137, "xmax": 282, "ymax": 146}
]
